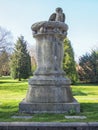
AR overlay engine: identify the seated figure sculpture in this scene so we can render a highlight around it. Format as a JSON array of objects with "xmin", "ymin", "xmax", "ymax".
[{"xmin": 49, "ymin": 7, "xmax": 65, "ymax": 22}]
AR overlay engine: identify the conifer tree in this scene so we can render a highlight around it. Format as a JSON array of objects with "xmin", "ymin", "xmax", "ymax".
[
  {"xmin": 63, "ymin": 38, "xmax": 78, "ymax": 84},
  {"xmin": 78, "ymin": 49, "xmax": 98, "ymax": 83},
  {"xmin": 10, "ymin": 36, "xmax": 31, "ymax": 81}
]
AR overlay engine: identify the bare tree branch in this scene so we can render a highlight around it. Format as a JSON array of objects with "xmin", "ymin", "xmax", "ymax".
[{"xmin": 0, "ymin": 26, "xmax": 13, "ymax": 53}]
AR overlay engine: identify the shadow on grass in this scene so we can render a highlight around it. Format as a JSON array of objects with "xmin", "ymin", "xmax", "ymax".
[
  {"xmin": 0, "ymin": 103, "xmax": 98, "ymax": 122},
  {"xmin": 72, "ymin": 90, "xmax": 87, "ymax": 96},
  {"xmin": 0, "ymin": 105, "xmax": 18, "ymax": 120},
  {"xmin": 80, "ymin": 103, "xmax": 98, "ymax": 113},
  {"xmin": 74, "ymin": 83, "xmax": 98, "ymax": 87},
  {"xmin": 0, "ymin": 81, "xmax": 19, "ymax": 84},
  {"xmin": 0, "ymin": 79, "xmax": 28, "ymax": 84}
]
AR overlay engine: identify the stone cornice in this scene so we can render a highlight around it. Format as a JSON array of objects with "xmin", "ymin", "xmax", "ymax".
[{"xmin": 31, "ymin": 21, "xmax": 68, "ymax": 37}]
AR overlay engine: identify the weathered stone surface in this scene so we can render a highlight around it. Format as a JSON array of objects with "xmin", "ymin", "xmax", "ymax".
[
  {"xmin": 1, "ymin": 122, "xmax": 98, "ymax": 130},
  {"xmin": 89, "ymin": 122, "xmax": 98, "ymax": 130},
  {"xmin": 19, "ymin": 98, "xmax": 80, "ymax": 113},
  {"xmin": 31, "ymin": 21, "xmax": 68, "ymax": 76},
  {"xmin": 19, "ymin": 8, "xmax": 80, "ymax": 113},
  {"xmin": 31, "ymin": 21, "xmax": 68, "ymax": 37},
  {"xmin": 25, "ymin": 77, "xmax": 73, "ymax": 103}
]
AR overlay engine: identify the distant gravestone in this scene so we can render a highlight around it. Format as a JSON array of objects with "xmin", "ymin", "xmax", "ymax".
[{"xmin": 19, "ymin": 7, "xmax": 80, "ymax": 113}]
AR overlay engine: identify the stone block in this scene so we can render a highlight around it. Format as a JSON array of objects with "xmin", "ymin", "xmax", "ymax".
[{"xmin": 19, "ymin": 98, "xmax": 80, "ymax": 113}]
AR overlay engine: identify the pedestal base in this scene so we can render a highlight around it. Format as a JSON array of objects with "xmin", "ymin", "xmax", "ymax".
[
  {"xmin": 19, "ymin": 98, "xmax": 80, "ymax": 114},
  {"xmin": 19, "ymin": 75, "xmax": 80, "ymax": 113}
]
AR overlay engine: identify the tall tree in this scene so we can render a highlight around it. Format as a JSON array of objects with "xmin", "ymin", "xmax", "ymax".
[
  {"xmin": 63, "ymin": 38, "xmax": 78, "ymax": 84},
  {"xmin": 10, "ymin": 36, "xmax": 31, "ymax": 81},
  {"xmin": 0, "ymin": 49, "xmax": 10, "ymax": 76}
]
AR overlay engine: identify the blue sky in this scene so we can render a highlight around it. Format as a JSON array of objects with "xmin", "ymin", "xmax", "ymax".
[{"xmin": 0, "ymin": 0, "xmax": 98, "ymax": 61}]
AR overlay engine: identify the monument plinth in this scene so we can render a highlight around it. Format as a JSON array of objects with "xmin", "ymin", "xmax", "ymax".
[{"xmin": 19, "ymin": 8, "xmax": 80, "ymax": 113}]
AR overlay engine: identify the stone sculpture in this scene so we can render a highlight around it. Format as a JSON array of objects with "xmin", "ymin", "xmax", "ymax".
[
  {"xmin": 49, "ymin": 7, "xmax": 65, "ymax": 22},
  {"xmin": 19, "ymin": 8, "xmax": 80, "ymax": 113}
]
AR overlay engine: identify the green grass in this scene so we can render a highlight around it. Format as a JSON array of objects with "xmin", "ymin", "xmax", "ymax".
[{"xmin": 0, "ymin": 76, "xmax": 98, "ymax": 122}]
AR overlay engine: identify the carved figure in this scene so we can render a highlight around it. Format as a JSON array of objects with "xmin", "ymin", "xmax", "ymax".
[{"xmin": 49, "ymin": 7, "xmax": 65, "ymax": 22}]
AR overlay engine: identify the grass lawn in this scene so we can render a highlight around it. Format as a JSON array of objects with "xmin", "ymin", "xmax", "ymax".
[{"xmin": 0, "ymin": 76, "xmax": 98, "ymax": 122}]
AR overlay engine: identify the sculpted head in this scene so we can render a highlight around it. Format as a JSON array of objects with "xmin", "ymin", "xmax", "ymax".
[{"xmin": 55, "ymin": 7, "xmax": 63, "ymax": 13}]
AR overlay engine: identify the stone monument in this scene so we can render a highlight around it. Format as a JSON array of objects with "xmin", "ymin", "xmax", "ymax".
[{"xmin": 19, "ymin": 7, "xmax": 80, "ymax": 113}]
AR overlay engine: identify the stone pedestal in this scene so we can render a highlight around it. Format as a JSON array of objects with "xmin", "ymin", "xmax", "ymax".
[{"xmin": 19, "ymin": 21, "xmax": 80, "ymax": 113}]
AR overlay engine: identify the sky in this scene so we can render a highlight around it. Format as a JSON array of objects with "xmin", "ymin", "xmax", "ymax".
[{"xmin": 0, "ymin": 0, "xmax": 98, "ymax": 61}]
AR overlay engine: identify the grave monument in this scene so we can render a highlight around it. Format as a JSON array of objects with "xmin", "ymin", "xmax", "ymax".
[{"xmin": 19, "ymin": 7, "xmax": 80, "ymax": 113}]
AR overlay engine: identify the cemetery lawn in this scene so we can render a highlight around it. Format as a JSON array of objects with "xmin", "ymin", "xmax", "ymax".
[{"xmin": 0, "ymin": 76, "xmax": 98, "ymax": 122}]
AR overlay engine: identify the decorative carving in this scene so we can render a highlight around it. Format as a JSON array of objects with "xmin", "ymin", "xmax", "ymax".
[
  {"xmin": 31, "ymin": 21, "xmax": 68, "ymax": 36},
  {"xmin": 49, "ymin": 7, "xmax": 65, "ymax": 22}
]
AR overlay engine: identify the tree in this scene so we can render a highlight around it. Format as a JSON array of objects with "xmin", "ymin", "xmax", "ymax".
[
  {"xmin": 0, "ymin": 49, "xmax": 10, "ymax": 76},
  {"xmin": 63, "ymin": 38, "xmax": 78, "ymax": 84},
  {"xmin": 78, "ymin": 50, "xmax": 98, "ymax": 83},
  {"xmin": 0, "ymin": 26, "xmax": 13, "ymax": 53},
  {"xmin": 0, "ymin": 26, "xmax": 13, "ymax": 76},
  {"xmin": 10, "ymin": 36, "xmax": 31, "ymax": 81},
  {"xmin": 28, "ymin": 45, "xmax": 37, "ymax": 74}
]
